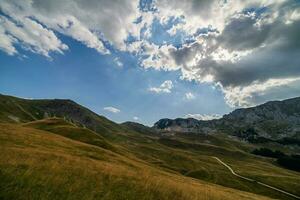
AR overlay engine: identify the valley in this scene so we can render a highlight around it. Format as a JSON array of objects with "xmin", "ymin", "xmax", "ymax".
[{"xmin": 0, "ymin": 94, "xmax": 300, "ymax": 200}]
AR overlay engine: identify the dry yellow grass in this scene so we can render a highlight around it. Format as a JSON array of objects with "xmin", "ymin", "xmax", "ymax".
[{"xmin": 0, "ymin": 123, "xmax": 273, "ymax": 200}]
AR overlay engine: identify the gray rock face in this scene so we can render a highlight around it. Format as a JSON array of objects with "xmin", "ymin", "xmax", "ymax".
[{"xmin": 154, "ymin": 97, "xmax": 300, "ymax": 140}]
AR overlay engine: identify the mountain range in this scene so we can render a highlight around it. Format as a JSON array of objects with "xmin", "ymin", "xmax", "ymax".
[
  {"xmin": 154, "ymin": 97, "xmax": 300, "ymax": 144},
  {"xmin": 0, "ymin": 93, "xmax": 300, "ymax": 200}
]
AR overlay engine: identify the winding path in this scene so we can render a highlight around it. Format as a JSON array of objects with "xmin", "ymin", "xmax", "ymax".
[{"xmin": 212, "ymin": 156, "xmax": 300, "ymax": 199}]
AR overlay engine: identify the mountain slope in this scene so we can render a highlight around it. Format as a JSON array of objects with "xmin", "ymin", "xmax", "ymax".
[
  {"xmin": 121, "ymin": 121, "xmax": 158, "ymax": 135},
  {"xmin": 0, "ymin": 94, "xmax": 126, "ymax": 135},
  {"xmin": 154, "ymin": 97, "xmax": 300, "ymax": 140},
  {"xmin": 0, "ymin": 123, "xmax": 274, "ymax": 200},
  {"xmin": 1, "ymin": 94, "xmax": 300, "ymax": 199},
  {"xmin": 23, "ymin": 118, "xmax": 116, "ymax": 152}
]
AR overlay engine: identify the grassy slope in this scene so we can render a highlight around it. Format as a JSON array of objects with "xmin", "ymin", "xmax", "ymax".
[
  {"xmin": 0, "ymin": 123, "xmax": 272, "ymax": 200},
  {"xmin": 23, "ymin": 118, "xmax": 116, "ymax": 152},
  {"xmin": 107, "ymin": 131, "xmax": 300, "ymax": 200},
  {"xmin": 0, "ymin": 94, "xmax": 126, "ymax": 136},
  {"xmin": 1, "ymin": 94, "xmax": 299, "ymax": 199},
  {"xmin": 25, "ymin": 118, "xmax": 300, "ymax": 199}
]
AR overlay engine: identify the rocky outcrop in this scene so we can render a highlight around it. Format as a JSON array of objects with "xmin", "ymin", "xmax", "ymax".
[{"xmin": 154, "ymin": 97, "xmax": 300, "ymax": 140}]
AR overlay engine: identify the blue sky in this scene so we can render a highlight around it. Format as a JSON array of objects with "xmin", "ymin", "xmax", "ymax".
[
  {"xmin": 0, "ymin": 35, "xmax": 229, "ymax": 125},
  {"xmin": 1, "ymin": 0, "xmax": 300, "ymax": 125}
]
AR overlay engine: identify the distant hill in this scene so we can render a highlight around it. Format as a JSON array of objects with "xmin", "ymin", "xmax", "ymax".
[
  {"xmin": 0, "ymin": 94, "xmax": 126, "ymax": 135},
  {"xmin": 154, "ymin": 97, "xmax": 300, "ymax": 141},
  {"xmin": 121, "ymin": 121, "xmax": 157, "ymax": 135}
]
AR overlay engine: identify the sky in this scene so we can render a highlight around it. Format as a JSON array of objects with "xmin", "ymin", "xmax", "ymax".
[{"xmin": 0, "ymin": 0, "xmax": 300, "ymax": 125}]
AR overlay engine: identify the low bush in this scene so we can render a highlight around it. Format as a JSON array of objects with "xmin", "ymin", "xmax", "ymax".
[{"xmin": 251, "ymin": 148, "xmax": 285, "ymax": 158}]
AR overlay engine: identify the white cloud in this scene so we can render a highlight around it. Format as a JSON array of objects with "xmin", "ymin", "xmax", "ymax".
[
  {"xmin": 114, "ymin": 57, "xmax": 123, "ymax": 68},
  {"xmin": 103, "ymin": 106, "xmax": 121, "ymax": 113},
  {"xmin": 50, "ymin": 15, "xmax": 109, "ymax": 54},
  {"xmin": 0, "ymin": 27, "xmax": 17, "ymax": 55},
  {"xmin": 133, "ymin": 116, "xmax": 139, "ymax": 121},
  {"xmin": 140, "ymin": 42, "xmax": 179, "ymax": 70},
  {"xmin": 1, "ymin": 0, "xmax": 299, "ymax": 108},
  {"xmin": 0, "ymin": 15, "xmax": 68, "ymax": 57},
  {"xmin": 185, "ymin": 92, "xmax": 195, "ymax": 100},
  {"xmin": 136, "ymin": 0, "xmax": 300, "ymax": 107},
  {"xmin": 185, "ymin": 113, "xmax": 222, "ymax": 121},
  {"xmin": 0, "ymin": 0, "xmax": 140, "ymax": 56},
  {"xmin": 149, "ymin": 80, "xmax": 173, "ymax": 93},
  {"xmin": 222, "ymin": 77, "xmax": 300, "ymax": 107},
  {"xmin": 153, "ymin": 0, "xmax": 283, "ymax": 37}
]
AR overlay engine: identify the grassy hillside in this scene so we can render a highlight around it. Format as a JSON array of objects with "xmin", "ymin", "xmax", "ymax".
[
  {"xmin": 21, "ymin": 118, "xmax": 300, "ymax": 199},
  {"xmin": 0, "ymin": 94, "xmax": 126, "ymax": 135},
  {"xmin": 0, "ymin": 123, "xmax": 273, "ymax": 200},
  {"xmin": 1, "ymin": 94, "xmax": 300, "ymax": 199},
  {"xmin": 112, "ymin": 131, "xmax": 300, "ymax": 200},
  {"xmin": 121, "ymin": 121, "xmax": 158, "ymax": 135},
  {"xmin": 23, "ymin": 118, "xmax": 116, "ymax": 152}
]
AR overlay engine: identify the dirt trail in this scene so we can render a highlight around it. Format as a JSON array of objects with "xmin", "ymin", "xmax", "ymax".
[{"xmin": 213, "ymin": 156, "xmax": 300, "ymax": 199}]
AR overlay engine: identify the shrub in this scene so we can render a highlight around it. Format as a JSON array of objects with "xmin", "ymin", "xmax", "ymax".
[
  {"xmin": 251, "ymin": 148, "xmax": 285, "ymax": 158},
  {"xmin": 277, "ymin": 155, "xmax": 300, "ymax": 172}
]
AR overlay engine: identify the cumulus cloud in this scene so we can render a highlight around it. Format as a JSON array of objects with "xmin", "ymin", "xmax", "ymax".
[
  {"xmin": 0, "ymin": 0, "xmax": 141, "ymax": 56},
  {"xmin": 137, "ymin": 0, "xmax": 300, "ymax": 107},
  {"xmin": 185, "ymin": 113, "xmax": 222, "ymax": 121},
  {"xmin": 0, "ymin": 26, "xmax": 17, "ymax": 55},
  {"xmin": 1, "ymin": 0, "xmax": 299, "ymax": 108},
  {"xmin": 154, "ymin": 0, "xmax": 260, "ymax": 36},
  {"xmin": 149, "ymin": 80, "xmax": 173, "ymax": 93},
  {"xmin": 103, "ymin": 106, "xmax": 121, "ymax": 113},
  {"xmin": 0, "ymin": 15, "xmax": 68, "ymax": 57},
  {"xmin": 185, "ymin": 92, "xmax": 195, "ymax": 100},
  {"xmin": 222, "ymin": 78, "xmax": 300, "ymax": 107}
]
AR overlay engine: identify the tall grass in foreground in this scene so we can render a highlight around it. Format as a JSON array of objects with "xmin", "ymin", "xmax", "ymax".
[{"xmin": 0, "ymin": 123, "xmax": 271, "ymax": 200}]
